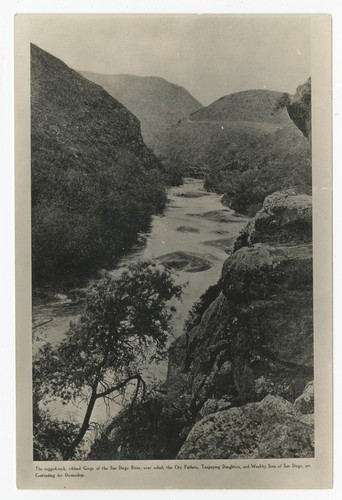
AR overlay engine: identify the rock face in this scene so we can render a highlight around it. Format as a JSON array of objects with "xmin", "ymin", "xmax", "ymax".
[
  {"xmin": 80, "ymin": 72, "xmax": 202, "ymax": 146},
  {"xmin": 233, "ymin": 190, "xmax": 312, "ymax": 250},
  {"xmin": 178, "ymin": 395, "xmax": 314, "ymax": 459},
  {"xmin": 285, "ymin": 78, "xmax": 311, "ymax": 143}
]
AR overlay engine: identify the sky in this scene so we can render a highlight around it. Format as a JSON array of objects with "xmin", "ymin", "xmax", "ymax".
[{"xmin": 29, "ymin": 14, "xmax": 311, "ymax": 106}]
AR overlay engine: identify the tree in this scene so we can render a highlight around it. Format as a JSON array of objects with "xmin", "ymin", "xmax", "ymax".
[{"xmin": 33, "ymin": 261, "xmax": 183, "ymax": 460}]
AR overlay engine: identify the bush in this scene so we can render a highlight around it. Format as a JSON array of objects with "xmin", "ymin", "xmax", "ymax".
[{"xmin": 88, "ymin": 392, "xmax": 193, "ymax": 460}]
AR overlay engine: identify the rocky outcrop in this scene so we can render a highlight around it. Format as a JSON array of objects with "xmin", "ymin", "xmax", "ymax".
[
  {"xmin": 178, "ymin": 394, "xmax": 314, "ymax": 459},
  {"xmin": 165, "ymin": 183, "xmax": 313, "ymax": 458},
  {"xmin": 233, "ymin": 190, "xmax": 312, "ymax": 250},
  {"xmin": 285, "ymin": 78, "xmax": 311, "ymax": 143},
  {"xmin": 170, "ymin": 189, "xmax": 313, "ymax": 406}
]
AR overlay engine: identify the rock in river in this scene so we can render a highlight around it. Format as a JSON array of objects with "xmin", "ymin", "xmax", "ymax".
[{"xmin": 155, "ymin": 251, "xmax": 212, "ymax": 272}]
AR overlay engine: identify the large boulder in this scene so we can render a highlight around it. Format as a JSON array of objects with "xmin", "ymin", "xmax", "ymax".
[
  {"xmin": 178, "ymin": 394, "xmax": 314, "ymax": 459},
  {"xmin": 234, "ymin": 190, "xmax": 312, "ymax": 250},
  {"xmin": 222, "ymin": 243, "xmax": 312, "ymax": 301}
]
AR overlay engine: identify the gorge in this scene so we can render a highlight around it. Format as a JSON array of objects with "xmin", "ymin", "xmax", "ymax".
[{"xmin": 31, "ymin": 43, "xmax": 313, "ymax": 461}]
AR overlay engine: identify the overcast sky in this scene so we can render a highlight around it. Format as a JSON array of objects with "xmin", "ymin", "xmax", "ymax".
[{"xmin": 29, "ymin": 14, "xmax": 311, "ymax": 105}]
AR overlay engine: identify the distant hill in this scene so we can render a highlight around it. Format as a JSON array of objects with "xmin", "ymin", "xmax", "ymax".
[
  {"xmin": 190, "ymin": 89, "xmax": 290, "ymax": 124},
  {"xmin": 79, "ymin": 72, "xmax": 203, "ymax": 146},
  {"xmin": 151, "ymin": 88, "xmax": 311, "ymax": 215},
  {"xmin": 31, "ymin": 44, "xmax": 166, "ymax": 285}
]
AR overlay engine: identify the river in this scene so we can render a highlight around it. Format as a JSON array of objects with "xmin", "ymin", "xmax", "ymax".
[{"xmin": 32, "ymin": 178, "xmax": 249, "ymax": 439}]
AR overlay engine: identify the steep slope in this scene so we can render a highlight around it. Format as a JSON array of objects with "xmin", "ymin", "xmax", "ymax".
[
  {"xmin": 31, "ymin": 44, "xmax": 166, "ymax": 285},
  {"xmin": 152, "ymin": 88, "xmax": 311, "ymax": 214},
  {"xmin": 79, "ymin": 72, "xmax": 203, "ymax": 146}
]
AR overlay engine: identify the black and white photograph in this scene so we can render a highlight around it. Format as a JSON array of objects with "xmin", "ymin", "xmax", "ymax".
[{"xmin": 12, "ymin": 10, "xmax": 333, "ymax": 490}]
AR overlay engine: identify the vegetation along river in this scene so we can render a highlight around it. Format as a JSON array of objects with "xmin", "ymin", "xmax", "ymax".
[{"xmin": 32, "ymin": 178, "xmax": 249, "ymax": 432}]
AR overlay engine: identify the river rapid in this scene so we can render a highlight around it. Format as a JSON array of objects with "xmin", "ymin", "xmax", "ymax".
[{"xmin": 32, "ymin": 178, "xmax": 249, "ymax": 435}]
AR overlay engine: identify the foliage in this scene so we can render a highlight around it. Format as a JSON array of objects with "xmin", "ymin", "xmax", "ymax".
[
  {"xmin": 159, "ymin": 157, "xmax": 184, "ymax": 186},
  {"xmin": 33, "ymin": 262, "xmax": 183, "ymax": 459},
  {"xmin": 33, "ymin": 390, "xmax": 81, "ymax": 461},
  {"xmin": 88, "ymin": 392, "xmax": 193, "ymax": 460},
  {"xmin": 32, "ymin": 153, "xmax": 167, "ymax": 285},
  {"xmin": 203, "ymin": 131, "xmax": 311, "ymax": 216}
]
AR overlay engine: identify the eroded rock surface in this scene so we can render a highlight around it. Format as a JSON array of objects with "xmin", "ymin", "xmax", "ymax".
[
  {"xmin": 178, "ymin": 395, "xmax": 314, "ymax": 459},
  {"xmin": 233, "ymin": 190, "xmax": 312, "ymax": 250}
]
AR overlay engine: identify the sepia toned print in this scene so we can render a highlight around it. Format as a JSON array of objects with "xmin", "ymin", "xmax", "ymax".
[{"xmin": 16, "ymin": 14, "xmax": 332, "ymax": 488}]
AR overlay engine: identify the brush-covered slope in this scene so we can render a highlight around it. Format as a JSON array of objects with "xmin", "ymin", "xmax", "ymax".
[
  {"xmin": 152, "ymin": 88, "xmax": 311, "ymax": 215},
  {"xmin": 79, "ymin": 72, "xmax": 203, "ymax": 146},
  {"xmin": 190, "ymin": 89, "xmax": 290, "ymax": 124},
  {"xmin": 31, "ymin": 44, "xmax": 166, "ymax": 286}
]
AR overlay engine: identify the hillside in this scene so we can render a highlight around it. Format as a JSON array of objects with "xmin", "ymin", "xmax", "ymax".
[
  {"xmin": 31, "ymin": 44, "xmax": 166, "ymax": 286},
  {"xmin": 152, "ymin": 88, "xmax": 311, "ymax": 214},
  {"xmin": 190, "ymin": 89, "xmax": 290, "ymax": 124},
  {"xmin": 79, "ymin": 72, "xmax": 203, "ymax": 146}
]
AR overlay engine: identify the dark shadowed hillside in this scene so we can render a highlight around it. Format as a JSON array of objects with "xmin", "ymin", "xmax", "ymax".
[
  {"xmin": 152, "ymin": 88, "xmax": 311, "ymax": 215},
  {"xmin": 31, "ymin": 44, "xmax": 166, "ymax": 286},
  {"xmin": 79, "ymin": 72, "xmax": 203, "ymax": 146}
]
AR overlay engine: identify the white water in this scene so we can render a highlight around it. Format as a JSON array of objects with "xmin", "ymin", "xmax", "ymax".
[{"xmin": 32, "ymin": 178, "xmax": 249, "ymax": 442}]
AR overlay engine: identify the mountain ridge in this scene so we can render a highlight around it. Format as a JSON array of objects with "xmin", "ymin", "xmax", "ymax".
[{"xmin": 79, "ymin": 71, "xmax": 203, "ymax": 146}]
